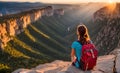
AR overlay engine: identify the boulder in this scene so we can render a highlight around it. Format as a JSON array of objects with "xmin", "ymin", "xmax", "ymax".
[
  {"xmin": 116, "ymin": 54, "xmax": 120, "ymax": 73},
  {"xmin": 92, "ymin": 55, "xmax": 115, "ymax": 73}
]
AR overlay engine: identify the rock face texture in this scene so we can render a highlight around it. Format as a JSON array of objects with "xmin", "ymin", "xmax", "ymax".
[
  {"xmin": 116, "ymin": 54, "xmax": 120, "ymax": 73},
  {"xmin": 0, "ymin": 6, "xmax": 64, "ymax": 50},
  {"xmin": 110, "ymin": 48, "xmax": 120, "ymax": 73},
  {"xmin": 0, "ymin": 6, "xmax": 53, "ymax": 50},
  {"xmin": 12, "ymin": 53, "xmax": 120, "ymax": 73},
  {"xmin": 93, "ymin": 3, "xmax": 120, "ymax": 55}
]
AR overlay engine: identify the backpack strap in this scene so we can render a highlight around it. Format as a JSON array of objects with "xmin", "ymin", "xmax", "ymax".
[{"xmin": 77, "ymin": 40, "xmax": 92, "ymax": 45}]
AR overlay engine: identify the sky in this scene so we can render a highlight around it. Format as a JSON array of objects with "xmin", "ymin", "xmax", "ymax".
[{"xmin": 0, "ymin": 0, "xmax": 120, "ymax": 4}]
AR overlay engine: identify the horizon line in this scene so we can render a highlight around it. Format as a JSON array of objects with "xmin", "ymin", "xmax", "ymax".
[{"xmin": 0, "ymin": 1, "xmax": 120, "ymax": 4}]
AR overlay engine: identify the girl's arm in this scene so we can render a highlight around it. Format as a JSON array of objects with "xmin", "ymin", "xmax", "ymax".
[{"xmin": 71, "ymin": 49, "xmax": 76, "ymax": 62}]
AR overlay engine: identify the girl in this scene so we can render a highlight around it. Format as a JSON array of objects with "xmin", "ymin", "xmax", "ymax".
[{"xmin": 71, "ymin": 24, "xmax": 91, "ymax": 68}]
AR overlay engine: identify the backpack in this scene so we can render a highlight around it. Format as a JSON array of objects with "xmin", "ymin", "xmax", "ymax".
[{"xmin": 78, "ymin": 41, "xmax": 98, "ymax": 71}]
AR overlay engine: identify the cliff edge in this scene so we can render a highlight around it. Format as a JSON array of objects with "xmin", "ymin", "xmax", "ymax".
[
  {"xmin": 93, "ymin": 3, "xmax": 120, "ymax": 55},
  {"xmin": 0, "ymin": 6, "xmax": 64, "ymax": 50},
  {"xmin": 12, "ymin": 49, "xmax": 120, "ymax": 73}
]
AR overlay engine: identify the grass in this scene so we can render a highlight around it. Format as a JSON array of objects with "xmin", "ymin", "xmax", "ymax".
[{"xmin": 0, "ymin": 12, "xmax": 71, "ymax": 72}]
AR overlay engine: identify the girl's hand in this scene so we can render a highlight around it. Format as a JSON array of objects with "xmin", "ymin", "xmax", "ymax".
[{"xmin": 71, "ymin": 56, "xmax": 76, "ymax": 62}]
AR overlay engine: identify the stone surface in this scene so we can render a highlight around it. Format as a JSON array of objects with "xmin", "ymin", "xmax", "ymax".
[
  {"xmin": 109, "ymin": 48, "xmax": 120, "ymax": 55},
  {"xmin": 12, "ymin": 55, "xmax": 117, "ymax": 73},
  {"xmin": 92, "ymin": 55, "xmax": 115, "ymax": 73},
  {"xmin": 116, "ymin": 54, "xmax": 120, "ymax": 73}
]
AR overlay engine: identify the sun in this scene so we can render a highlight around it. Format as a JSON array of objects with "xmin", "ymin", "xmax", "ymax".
[
  {"xmin": 107, "ymin": 0, "xmax": 116, "ymax": 12},
  {"xmin": 108, "ymin": 0, "xmax": 113, "ymax": 4}
]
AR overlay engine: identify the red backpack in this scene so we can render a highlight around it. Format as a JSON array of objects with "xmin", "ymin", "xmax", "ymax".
[{"xmin": 80, "ymin": 43, "xmax": 98, "ymax": 71}]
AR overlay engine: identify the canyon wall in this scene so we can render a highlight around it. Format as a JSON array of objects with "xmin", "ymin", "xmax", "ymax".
[
  {"xmin": 0, "ymin": 6, "xmax": 64, "ymax": 50},
  {"xmin": 93, "ymin": 3, "xmax": 120, "ymax": 55}
]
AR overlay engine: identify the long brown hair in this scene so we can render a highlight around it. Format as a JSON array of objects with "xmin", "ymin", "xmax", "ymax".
[{"xmin": 77, "ymin": 24, "xmax": 90, "ymax": 45}]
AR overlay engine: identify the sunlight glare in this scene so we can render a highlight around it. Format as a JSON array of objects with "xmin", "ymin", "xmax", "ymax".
[
  {"xmin": 107, "ymin": 1, "xmax": 116, "ymax": 12},
  {"xmin": 109, "ymin": 0, "xmax": 113, "ymax": 4}
]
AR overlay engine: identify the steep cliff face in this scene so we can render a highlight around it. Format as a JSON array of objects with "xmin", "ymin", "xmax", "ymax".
[
  {"xmin": 0, "ymin": 6, "xmax": 64, "ymax": 50},
  {"xmin": 93, "ymin": 3, "xmax": 120, "ymax": 55}
]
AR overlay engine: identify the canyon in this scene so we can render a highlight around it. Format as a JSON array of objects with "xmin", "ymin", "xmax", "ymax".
[{"xmin": 0, "ymin": 2, "xmax": 120, "ymax": 73}]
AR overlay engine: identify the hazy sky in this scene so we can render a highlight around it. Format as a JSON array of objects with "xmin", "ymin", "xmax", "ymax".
[{"xmin": 0, "ymin": 0, "xmax": 120, "ymax": 4}]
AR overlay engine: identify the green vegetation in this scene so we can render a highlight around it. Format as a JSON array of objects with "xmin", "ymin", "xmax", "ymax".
[{"xmin": 0, "ymin": 14, "xmax": 72, "ymax": 73}]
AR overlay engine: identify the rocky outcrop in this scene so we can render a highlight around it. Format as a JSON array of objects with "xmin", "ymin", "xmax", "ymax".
[
  {"xmin": 93, "ymin": 3, "xmax": 120, "ymax": 21},
  {"xmin": 110, "ymin": 48, "xmax": 120, "ymax": 73},
  {"xmin": 93, "ymin": 3, "xmax": 120, "ymax": 55},
  {"xmin": 0, "ymin": 7, "xmax": 45, "ymax": 49},
  {"xmin": 54, "ymin": 8, "xmax": 64, "ymax": 15},
  {"xmin": 12, "ymin": 53, "xmax": 120, "ymax": 73},
  {"xmin": 116, "ymin": 54, "xmax": 120, "ymax": 73},
  {"xmin": 0, "ymin": 6, "xmax": 64, "ymax": 50}
]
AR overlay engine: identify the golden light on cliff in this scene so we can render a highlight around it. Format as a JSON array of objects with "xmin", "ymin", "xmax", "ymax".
[{"xmin": 107, "ymin": 1, "xmax": 116, "ymax": 12}]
